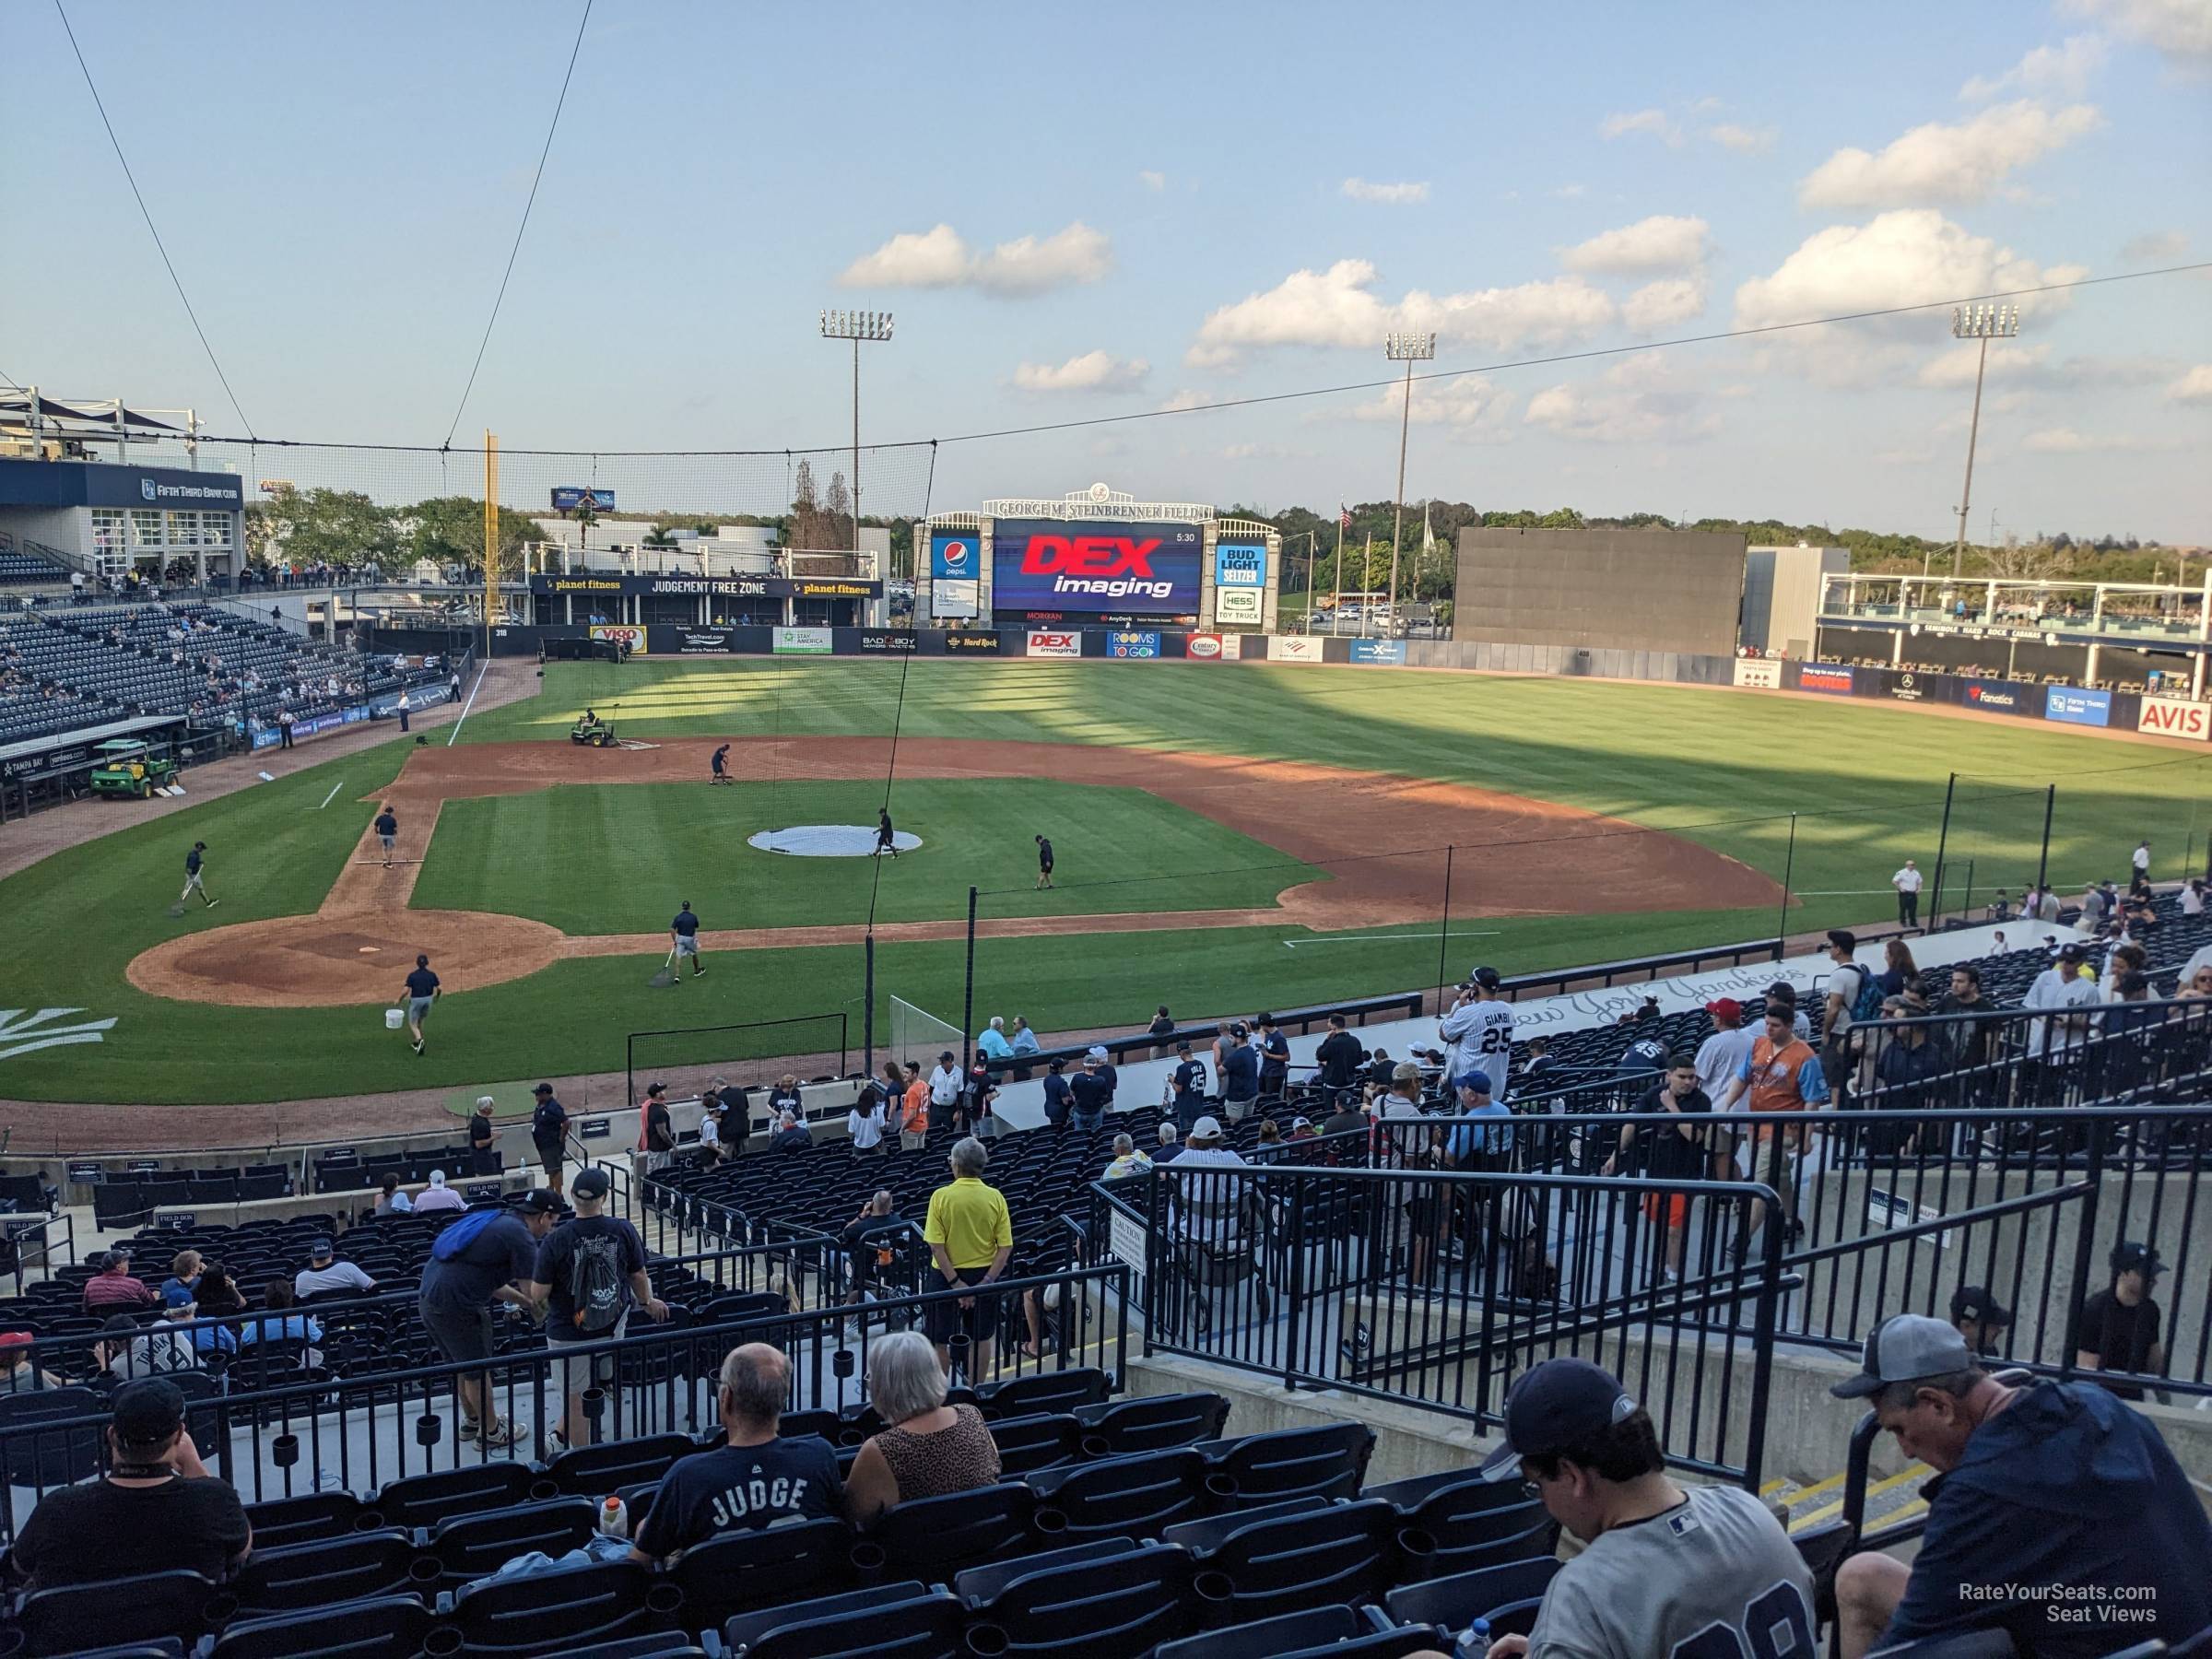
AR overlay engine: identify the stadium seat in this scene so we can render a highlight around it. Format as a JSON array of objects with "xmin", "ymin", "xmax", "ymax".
[
  {"xmin": 424, "ymin": 1495, "xmax": 598, "ymax": 1585},
  {"xmin": 443, "ymin": 1558, "xmax": 684, "ymax": 1653},
  {"xmin": 1159, "ymin": 1495, "xmax": 1329, "ymax": 1555},
  {"xmin": 667, "ymin": 1515, "xmax": 854, "ymax": 1636},
  {"xmin": 13, "ymin": 1570, "xmax": 218, "ymax": 1657},
  {"xmin": 229, "ymin": 1527, "xmax": 428, "ymax": 1612},
  {"xmin": 960, "ymin": 1537, "xmax": 1195, "ymax": 1658},
  {"xmin": 240, "ymin": 1489, "xmax": 382, "ymax": 1550},
  {"xmin": 1201, "ymin": 1421, "xmax": 1373, "ymax": 1505},
  {"xmin": 976, "ymin": 1366, "xmax": 1111, "ymax": 1418},
  {"xmin": 1184, "ymin": 1497, "xmax": 1398, "ymax": 1624},
  {"xmin": 1029, "ymin": 1448, "xmax": 1213, "ymax": 1541},
  {"xmin": 863, "ymin": 1479, "xmax": 1038, "ymax": 1581},
  {"xmin": 1071, "ymin": 1391, "xmax": 1230, "ymax": 1457},
  {"xmin": 951, "ymin": 1536, "xmax": 1142, "ymax": 1607},
  {"xmin": 721, "ymin": 1582, "xmax": 967, "ymax": 1659},
  {"xmin": 982, "ymin": 1410, "xmax": 1087, "ymax": 1477},
  {"xmin": 1384, "ymin": 1555, "xmax": 1561, "ymax": 1633},
  {"xmin": 542, "ymin": 1431, "xmax": 698, "ymax": 1496},
  {"xmin": 373, "ymin": 1460, "xmax": 554, "ymax": 1529},
  {"xmin": 1393, "ymin": 1486, "xmax": 1557, "ymax": 1579},
  {"xmin": 1792, "ymin": 1517, "xmax": 1858, "ymax": 1625},
  {"xmin": 1158, "ymin": 1612, "xmax": 1447, "ymax": 1659},
  {"xmin": 0, "ymin": 1386, "xmax": 107, "ymax": 1489},
  {"xmin": 209, "ymin": 1593, "xmax": 440, "ymax": 1659}
]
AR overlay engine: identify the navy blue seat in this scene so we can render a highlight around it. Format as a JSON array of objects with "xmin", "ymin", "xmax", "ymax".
[
  {"xmin": 952, "ymin": 1537, "xmax": 1141, "ymax": 1608},
  {"xmin": 1158, "ymin": 1609, "xmax": 1444, "ymax": 1659},
  {"xmin": 209, "ymin": 1593, "xmax": 438, "ymax": 1659},
  {"xmin": 667, "ymin": 1515, "xmax": 855, "ymax": 1636},
  {"xmin": 721, "ymin": 1582, "xmax": 966, "ymax": 1659},
  {"xmin": 542, "ymin": 1431, "xmax": 697, "ymax": 1496},
  {"xmin": 443, "ymin": 1558, "xmax": 682, "ymax": 1653},
  {"xmin": 1202, "ymin": 1422, "xmax": 1372, "ymax": 1506},
  {"xmin": 977, "ymin": 1366, "xmax": 1111, "ymax": 1418},
  {"xmin": 1071, "ymin": 1392, "xmax": 1229, "ymax": 1457},
  {"xmin": 1383, "ymin": 1554, "xmax": 1561, "ymax": 1632},
  {"xmin": 1185, "ymin": 1498, "xmax": 1397, "ymax": 1625},
  {"xmin": 865, "ymin": 1479, "xmax": 1037, "ymax": 1581},
  {"xmin": 13, "ymin": 1570, "xmax": 218, "ymax": 1657},
  {"xmin": 239, "ymin": 1490, "xmax": 380, "ymax": 1551},
  {"xmin": 985, "ymin": 1411, "xmax": 1087, "ymax": 1477},
  {"xmin": 1396, "ymin": 1488, "xmax": 1556, "ymax": 1579},
  {"xmin": 425, "ymin": 1496, "xmax": 598, "ymax": 1586},
  {"xmin": 1029, "ymin": 1448, "xmax": 1213, "ymax": 1542},
  {"xmin": 373, "ymin": 1459, "xmax": 551, "ymax": 1530},
  {"xmin": 961, "ymin": 1538, "xmax": 1195, "ymax": 1658},
  {"xmin": 229, "ymin": 1528, "xmax": 427, "ymax": 1612},
  {"xmin": 0, "ymin": 1386, "xmax": 106, "ymax": 1491}
]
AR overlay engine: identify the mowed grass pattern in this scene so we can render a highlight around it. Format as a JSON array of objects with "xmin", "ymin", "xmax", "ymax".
[{"xmin": 411, "ymin": 779, "xmax": 1324, "ymax": 933}]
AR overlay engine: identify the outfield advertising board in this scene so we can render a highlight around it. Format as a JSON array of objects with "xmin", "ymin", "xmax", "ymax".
[
  {"xmin": 1214, "ymin": 541, "xmax": 1267, "ymax": 587},
  {"xmin": 944, "ymin": 631, "xmax": 1002, "ymax": 653},
  {"xmin": 1026, "ymin": 629, "xmax": 1083, "ymax": 658},
  {"xmin": 1888, "ymin": 670, "xmax": 1930, "ymax": 703},
  {"xmin": 1184, "ymin": 632, "xmax": 1238, "ymax": 662},
  {"xmin": 992, "ymin": 517, "xmax": 1203, "ymax": 616},
  {"xmin": 2044, "ymin": 685, "xmax": 2112, "ymax": 727},
  {"xmin": 588, "ymin": 624, "xmax": 647, "ymax": 655},
  {"xmin": 1107, "ymin": 631, "xmax": 1161, "ymax": 658},
  {"xmin": 1268, "ymin": 635, "xmax": 1324, "ymax": 663},
  {"xmin": 1962, "ymin": 677, "xmax": 2035, "ymax": 716},
  {"xmin": 1349, "ymin": 639, "xmax": 1406, "ymax": 665},
  {"xmin": 855, "ymin": 631, "xmax": 918, "ymax": 653},
  {"xmin": 669, "ymin": 629, "xmax": 734, "ymax": 654},
  {"xmin": 1213, "ymin": 587, "xmax": 1263, "ymax": 625},
  {"xmin": 2138, "ymin": 697, "xmax": 2210, "ymax": 741},
  {"xmin": 771, "ymin": 627, "xmax": 832, "ymax": 656},
  {"xmin": 929, "ymin": 532, "xmax": 980, "ymax": 620},
  {"xmin": 551, "ymin": 487, "xmax": 617, "ymax": 512},
  {"xmin": 1731, "ymin": 658, "xmax": 1782, "ymax": 689},
  {"xmin": 1797, "ymin": 664, "xmax": 1853, "ymax": 695}
]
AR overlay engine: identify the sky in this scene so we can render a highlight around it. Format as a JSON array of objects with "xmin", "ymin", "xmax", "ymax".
[{"xmin": 6, "ymin": 0, "xmax": 2211, "ymax": 542}]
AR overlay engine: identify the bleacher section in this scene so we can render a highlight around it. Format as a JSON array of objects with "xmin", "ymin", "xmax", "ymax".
[{"xmin": 0, "ymin": 547, "xmax": 67, "ymax": 586}]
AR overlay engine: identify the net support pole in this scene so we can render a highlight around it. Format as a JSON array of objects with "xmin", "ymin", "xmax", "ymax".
[
  {"xmin": 2037, "ymin": 784, "xmax": 2056, "ymax": 892},
  {"xmin": 961, "ymin": 886, "xmax": 979, "ymax": 1074},
  {"xmin": 1777, "ymin": 812, "xmax": 1796, "ymax": 955},
  {"xmin": 1928, "ymin": 772, "xmax": 1958, "ymax": 927},
  {"xmin": 862, "ymin": 935, "xmax": 876, "ymax": 1077},
  {"xmin": 482, "ymin": 431, "xmax": 499, "ymax": 659},
  {"xmin": 1434, "ymin": 844, "xmax": 1454, "ymax": 1016}
]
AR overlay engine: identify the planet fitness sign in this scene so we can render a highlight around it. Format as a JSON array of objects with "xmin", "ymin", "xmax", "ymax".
[{"xmin": 993, "ymin": 518, "xmax": 1202, "ymax": 616}]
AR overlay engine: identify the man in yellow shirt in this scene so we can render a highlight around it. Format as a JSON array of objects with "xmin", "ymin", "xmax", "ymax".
[{"xmin": 922, "ymin": 1136, "xmax": 1014, "ymax": 1380}]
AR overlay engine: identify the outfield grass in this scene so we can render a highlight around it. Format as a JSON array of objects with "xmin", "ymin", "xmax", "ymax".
[
  {"xmin": 6, "ymin": 655, "xmax": 2211, "ymax": 1107},
  {"xmin": 411, "ymin": 779, "xmax": 1324, "ymax": 933}
]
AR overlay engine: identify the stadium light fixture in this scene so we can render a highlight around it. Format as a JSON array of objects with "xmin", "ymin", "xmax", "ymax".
[
  {"xmin": 819, "ymin": 311, "xmax": 897, "ymax": 566},
  {"xmin": 1382, "ymin": 333, "xmax": 1437, "ymax": 635},
  {"xmin": 1947, "ymin": 303, "xmax": 2018, "ymax": 580}
]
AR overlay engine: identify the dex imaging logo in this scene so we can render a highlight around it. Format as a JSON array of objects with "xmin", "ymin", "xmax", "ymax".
[
  {"xmin": 1019, "ymin": 535, "xmax": 1173, "ymax": 602},
  {"xmin": 141, "ymin": 478, "xmax": 158, "ymax": 501}
]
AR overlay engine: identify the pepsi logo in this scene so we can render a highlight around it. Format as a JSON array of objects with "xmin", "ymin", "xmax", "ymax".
[{"xmin": 939, "ymin": 541, "xmax": 971, "ymax": 571}]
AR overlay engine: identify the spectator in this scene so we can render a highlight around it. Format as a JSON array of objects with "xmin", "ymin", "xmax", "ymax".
[
  {"xmin": 0, "ymin": 1332, "xmax": 62, "ymax": 1394},
  {"xmin": 2080, "ymin": 881, "xmax": 2111, "ymax": 928},
  {"xmin": 637, "ymin": 1082, "xmax": 677, "ymax": 1174},
  {"xmin": 2183, "ymin": 877, "xmax": 2206, "ymax": 917},
  {"xmin": 900, "ymin": 1063, "xmax": 931, "ymax": 1151},
  {"xmin": 1819, "ymin": 930, "xmax": 1866, "ymax": 1100},
  {"xmin": 1375, "ymin": 1060, "xmax": 1428, "ymax": 1133},
  {"xmin": 848, "ymin": 1085, "xmax": 888, "ymax": 1156},
  {"xmin": 2036, "ymin": 885, "xmax": 2062, "ymax": 923},
  {"xmin": 5, "ymin": 1380, "xmax": 253, "ymax": 1592},
  {"xmin": 1218, "ymin": 1023, "xmax": 1261, "ymax": 1121},
  {"xmin": 962, "ymin": 1053, "xmax": 1000, "ymax": 1139},
  {"xmin": 843, "ymin": 1331, "xmax": 1003, "ymax": 1528},
  {"xmin": 1288, "ymin": 1114, "xmax": 1318, "ymax": 1141},
  {"xmin": 1253, "ymin": 1118, "xmax": 1285, "ymax": 1157},
  {"xmin": 1869, "ymin": 995, "xmax": 1947, "ymax": 1128},
  {"xmin": 529, "ymin": 1083, "xmax": 568, "ymax": 1196},
  {"xmin": 1167, "ymin": 1115, "xmax": 1251, "ymax": 1255},
  {"xmin": 1067, "ymin": 1055, "xmax": 1110, "ymax": 1133},
  {"xmin": 1764, "ymin": 980, "xmax": 1811, "ymax": 1041},
  {"xmin": 923, "ymin": 1137, "xmax": 1014, "ymax": 1379},
  {"xmin": 1166, "ymin": 1041, "xmax": 1206, "ymax": 1135},
  {"xmin": 1314, "ymin": 1014, "xmax": 1365, "ymax": 1097},
  {"xmin": 771, "ymin": 1112, "xmax": 813, "ymax": 1153},
  {"xmin": 1989, "ymin": 887, "xmax": 2012, "ymax": 923},
  {"xmin": 1103, "ymin": 1134, "xmax": 1152, "ymax": 1181},
  {"xmin": 1874, "ymin": 936, "xmax": 1919, "ymax": 1000},
  {"xmin": 1832, "ymin": 1313, "xmax": 2211, "ymax": 1658},
  {"xmin": 1254, "ymin": 1014, "xmax": 1290, "ymax": 1098},
  {"xmin": 159, "ymin": 1251, "xmax": 203, "ymax": 1305},
  {"xmin": 294, "ymin": 1239, "xmax": 374, "ymax": 1301},
  {"xmin": 1321, "ymin": 1089, "xmax": 1367, "ymax": 1143},
  {"xmin": 1934, "ymin": 963, "xmax": 1998, "ymax": 1072},
  {"xmin": 2021, "ymin": 942, "xmax": 2100, "ymax": 1097},
  {"xmin": 417, "ymin": 1191, "xmax": 562, "ymax": 1450},
  {"xmin": 976, "ymin": 1016, "xmax": 1014, "ymax": 1062},
  {"xmin": 926, "ymin": 1052, "xmax": 962, "ymax": 1124},
  {"xmin": 1519, "ymin": 1033, "xmax": 1559, "ymax": 1095},
  {"xmin": 1147, "ymin": 1005, "xmax": 1175, "ymax": 1044},
  {"xmin": 527, "ymin": 1168, "xmax": 667, "ymax": 1450},
  {"xmin": 99, "ymin": 1312, "xmax": 193, "ymax": 1381},
  {"xmin": 629, "ymin": 1345, "xmax": 841, "ymax": 1562},
  {"xmin": 82, "ymin": 1250, "xmax": 158, "ymax": 1315},
  {"xmin": 2072, "ymin": 1241, "xmax": 2166, "ymax": 1402},
  {"xmin": 190, "ymin": 1262, "xmax": 243, "ymax": 1320},
  {"xmin": 696, "ymin": 1099, "xmax": 729, "ymax": 1163},
  {"xmin": 1446, "ymin": 1072, "xmax": 1514, "ymax": 1169},
  {"xmin": 1008, "ymin": 1016, "xmax": 1041, "ymax": 1058},
  {"xmin": 1601, "ymin": 1059, "xmax": 1720, "ymax": 1281},
  {"xmin": 162, "ymin": 1285, "xmax": 234, "ymax": 1362},
  {"xmin": 1692, "ymin": 998, "xmax": 1757, "ymax": 1103},
  {"xmin": 467, "ymin": 1096, "xmax": 500, "ymax": 1177},
  {"xmin": 1477, "ymin": 1359, "xmax": 1812, "ymax": 1659},
  {"xmin": 375, "ymin": 1172, "xmax": 413, "ymax": 1216},
  {"xmin": 1891, "ymin": 858, "xmax": 1923, "ymax": 927},
  {"xmin": 1712, "ymin": 1002, "xmax": 1828, "ymax": 1244},
  {"xmin": 1949, "ymin": 1285, "xmax": 2011, "ymax": 1359},
  {"xmin": 1362, "ymin": 1044, "xmax": 1402, "ymax": 1092},
  {"xmin": 1154, "ymin": 1122, "xmax": 1182, "ymax": 1164},
  {"xmin": 767, "ymin": 1073, "xmax": 805, "ymax": 1122},
  {"xmin": 414, "ymin": 1169, "xmax": 465, "ymax": 1213},
  {"xmin": 239, "ymin": 1280, "xmax": 323, "ymax": 1364},
  {"xmin": 1440, "ymin": 966, "xmax": 1513, "ymax": 1100},
  {"xmin": 1040, "ymin": 1055, "xmax": 1075, "ymax": 1129},
  {"xmin": 841, "ymin": 1190, "xmax": 903, "ymax": 1316}
]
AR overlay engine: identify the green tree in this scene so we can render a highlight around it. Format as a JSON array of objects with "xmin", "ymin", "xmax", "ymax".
[
  {"xmin": 404, "ymin": 495, "xmax": 536, "ymax": 577},
  {"xmin": 246, "ymin": 487, "xmax": 399, "ymax": 568}
]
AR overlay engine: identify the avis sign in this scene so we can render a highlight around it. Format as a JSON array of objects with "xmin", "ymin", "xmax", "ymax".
[
  {"xmin": 2139, "ymin": 697, "xmax": 2212, "ymax": 741},
  {"xmin": 1026, "ymin": 630, "xmax": 1083, "ymax": 659}
]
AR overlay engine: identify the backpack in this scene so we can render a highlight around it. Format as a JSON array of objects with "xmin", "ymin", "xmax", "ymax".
[
  {"xmin": 567, "ymin": 1232, "xmax": 627, "ymax": 1335},
  {"xmin": 431, "ymin": 1207, "xmax": 500, "ymax": 1261},
  {"xmin": 1846, "ymin": 967, "xmax": 1885, "ymax": 1027}
]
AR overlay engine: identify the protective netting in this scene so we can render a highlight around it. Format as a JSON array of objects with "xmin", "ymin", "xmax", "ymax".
[{"xmin": 888, "ymin": 995, "xmax": 962, "ymax": 1069}]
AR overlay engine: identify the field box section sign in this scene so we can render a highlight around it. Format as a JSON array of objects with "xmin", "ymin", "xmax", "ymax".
[
  {"xmin": 772, "ymin": 626, "xmax": 832, "ymax": 655},
  {"xmin": 1026, "ymin": 629, "xmax": 1083, "ymax": 659},
  {"xmin": 2139, "ymin": 697, "xmax": 2211, "ymax": 741},
  {"xmin": 1731, "ymin": 657, "xmax": 1782, "ymax": 689}
]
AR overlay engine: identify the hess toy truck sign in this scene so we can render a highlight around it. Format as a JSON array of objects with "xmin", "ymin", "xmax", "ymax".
[{"xmin": 993, "ymin": 518, "xmax": 1202, "ymax": 615}]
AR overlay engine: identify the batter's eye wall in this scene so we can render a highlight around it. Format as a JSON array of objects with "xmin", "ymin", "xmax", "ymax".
[{"xmin": 1453, "ymin": 528, "xmax": 1747, "ymax": 656}]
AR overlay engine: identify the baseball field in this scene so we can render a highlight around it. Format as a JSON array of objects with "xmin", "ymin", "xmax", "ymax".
[{"xmin": 6, "ymin": 654, "xmax": 2211, "ymax": 1129}]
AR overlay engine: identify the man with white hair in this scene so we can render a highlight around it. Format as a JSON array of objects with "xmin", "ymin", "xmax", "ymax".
[
  {"xmin": 1103, "ymin": 1133, "xmax": 1152, "ymax": 1181},
  {"xmin": 412, "ymin": 1170, "xmax": 465, "ymax": 1213},
  {"xmin": 1155, "ymin": 1121, "xmax": 1182, "ymax": 1164},
  {"xmin": 771, "ymin": 1112, "xmax": 813, "ymax": 1154},
  {"xmin": 922, "ymin": 1137, "xmax": 1013, "ymax": 1379},
  {"xmin": 976, "ymin": 1017, "xmax": 1014, "ymax": 1062}
]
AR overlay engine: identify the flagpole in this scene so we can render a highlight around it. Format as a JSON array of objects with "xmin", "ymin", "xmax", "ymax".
[{"xmin": 1333, "ymin": 504, "xmax": 1345, "ymax": 636}]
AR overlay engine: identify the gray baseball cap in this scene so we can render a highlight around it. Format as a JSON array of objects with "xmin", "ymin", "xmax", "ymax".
[{"xmin": 1830, "ymin": 1313, "xmax": 1975, "ymax": 1399}]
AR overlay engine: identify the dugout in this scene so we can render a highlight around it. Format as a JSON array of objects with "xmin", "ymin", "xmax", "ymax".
[{"xmin": 1452, "ymin": 527, "xmax": 1747, "ymax": 656}]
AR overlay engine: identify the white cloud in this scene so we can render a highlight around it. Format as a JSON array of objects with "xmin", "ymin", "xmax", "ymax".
[
  {"xmin": 2170, "ymin": 364, "xmax": 2212, "ymax": 402},
  {"xmin": 1524, "ymin": 352, "xmax": 1718, "ymax": 443},
  {"xmin": 1798, "ymin": 101, "xmax": 2103, "ymax": 207},
  {"xmin": 1342, "ymin": 178, "xmax": 1430, "ymax": 204},
  {"xmin": 1706, "ymin": 123, "xmax": 1776, "ymax": 154},
  {"xmin": 1960, "ymin": 34, "xmax": 2109, "ymax": 99},
  {"xmin": 1600, "ymin": 108, "xmax": 1683, "ymax": 145},
  {"xmin": 1916, "ymin": 344, "xmax": 2175, "ymax": 391},
  {"xmin": 2063, "ymin": 0, "xmax": 2212, "ymax": 66},
  {"xmin": 1735, "ymin": 210, "xmax": 2083, "ymax": 335},
  {"xmin": 1156, "ymin": 388, "xmax": 1210, "ymax": 413},
  {"xmin": 838, "ymin": 221, "xmax": 1112, "ymax": 296},
  {"xmin": 1550, "ymin": 182, "xmax": 1588, "ymax": 200},
  {"xmin": 1138, "ymin": 170, "xmax": 1166, "ymax": 192},
  {"xmin": 1558, "ymin": 215, "xmax": 1711, "ymax": 274},
  {"xmin": 1347, "ymin": 376, "xmax": 1517, "ymax": 441},
  {"xmin": 1623, "ymin": 276, "xmax": 1710, "ymax": 330},
  {"xmin": 2122, "ymin": 229, "xmax": 2190, "ymax": 262},
  {"xmin": 2021, "ymin": 427, "xmax": 2135, "ymax": 452},
  {"xmin": 1011, "ymin": 350, "xmax": 1149, "ymax": 394}
]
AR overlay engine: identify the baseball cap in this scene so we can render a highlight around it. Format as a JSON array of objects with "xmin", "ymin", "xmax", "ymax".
[
  {"xmin": 1188, "ymin": 1115, "xmax": 1225, "ymax": 1141},
  {"xmin": 2111, "ymin": 1241, "xmax": 2164, "ymax": 1278},
  {"xmin": 1704, "ymin": 996, "xmax": 1743, "ymax": 1021},
  {"xmin": 1764, "ymin": 981, "xmax": 1797, "ymax": 1003},
  {"xmin": 161, "ymin": 1283, "xmax": 195, "ymax": 1309},
  {"xmin": 1453, "ymin": 1073, "xmax": 1493, "ymax": 1097},
  {"xmin": 645, "ymin": 1081, "xmax": 665, "ymax": 1097},
  {"xmin": 1391, "ymin": 1061, "xmax": 1423, "ymax": 1083},
  {"xmin": 1830, "ymin": 1313, "xmax": 1976, "ymax": 1399},
  {"xmin": 0, "ymin": 1331, "xmax": 33, "ymax": 1356},
  {"xmin": 1086, "ymin": 1045, "xmax": 1109, "ymax": 1062},
  {"xmin": 2058, "ymin": 940, "xmax": 2088, "ymax": 961},
  {"xmin": 112, "ymin": 1377, "xmax": 187, "ymax": 1450},
  {"xmin": 534, "ymin": 1082, "xmax": 554, "ymax": 1096},
  {"xmin": 1469, "ymin": 966, "xmax": 1501, "ymax": 990},
  {"xmin": 516, "ymin": 1189, "xmax": 564, "ymax": 1215},
  {"xmin": 570, "ymin": 1168, "xmax": 612, "ymax": 1201},
  {"xmin": 1477, "ymin": 1359, "xmax": 1641, "ymax": 1480},
  {"xmin": 1175, "ymin": 1040, "xmax": 1193, "ymax": 1053},
  {"xmin": 307, "ymin": 1238, "xmax": 335, "ymax": 1260},
  {"xmin": 1290, "ymin": 1116, "xmax": 1312, "ymax": 1129},
  {"xmin": 1949, "ymin": 1286, "xmax": 2013, "ymax": 1327}
]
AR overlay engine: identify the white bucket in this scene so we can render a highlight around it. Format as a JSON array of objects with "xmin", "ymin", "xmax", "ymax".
[{"xmin": 384, "ymin": 1007, "xmax": 405, "ymax": 1030}]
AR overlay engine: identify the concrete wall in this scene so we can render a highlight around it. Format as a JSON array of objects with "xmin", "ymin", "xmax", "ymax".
[{"xmin": 1744, "ymin": 546, "xmax": 1847, "ymax": 657}]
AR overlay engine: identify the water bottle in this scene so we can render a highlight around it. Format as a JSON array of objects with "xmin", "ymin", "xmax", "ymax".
[
  {"xmin": 1453, "ymin": 1616, "xmax": 1491, "ymax": 1659},
  {"xmin": 597, "ymin": 1495, "xmax": 629, "ymax": 1539}
]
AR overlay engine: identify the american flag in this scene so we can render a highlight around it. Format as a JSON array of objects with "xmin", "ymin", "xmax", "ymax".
[{"xmin": 1338, "ymin": 502, "xmax": 1352, "ymax": 531}]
